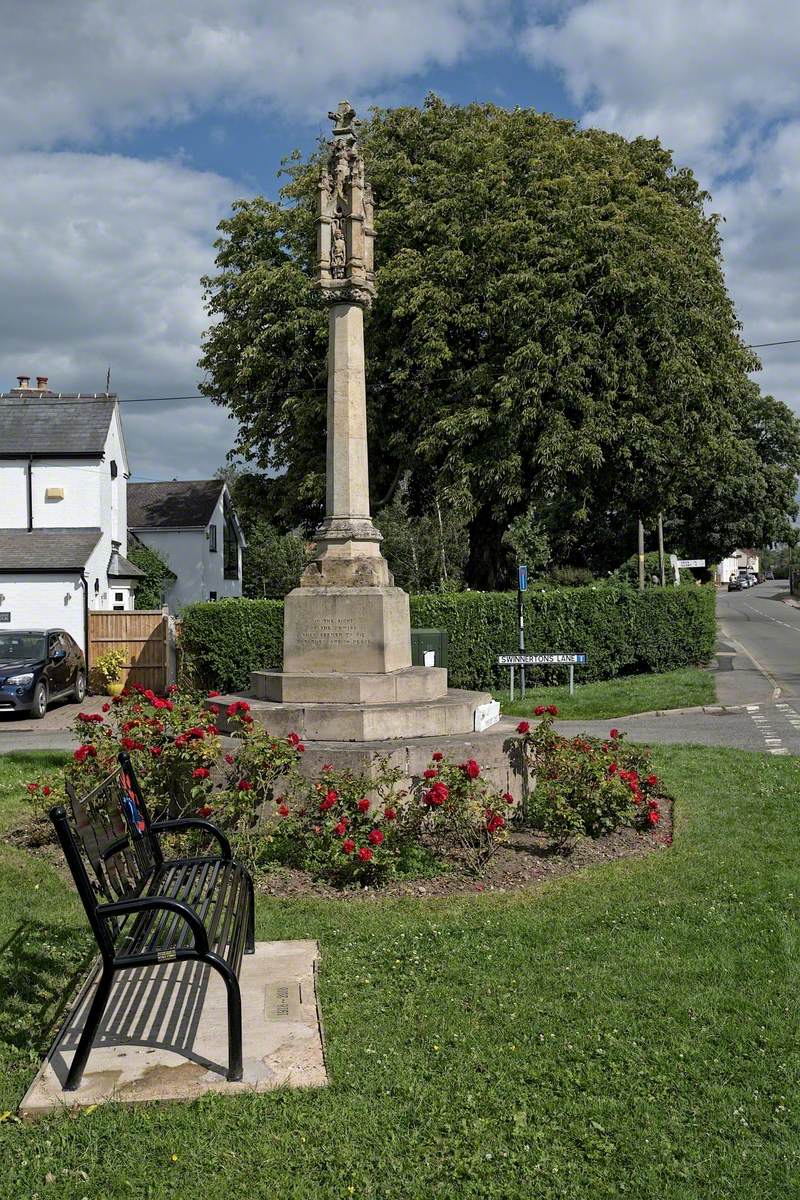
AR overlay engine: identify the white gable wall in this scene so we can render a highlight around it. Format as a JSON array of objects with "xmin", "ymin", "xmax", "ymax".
[
  {"xmin": 1, "ymin": 574, "xmax": 86, "ymax": 652},
  {"xmin": 31, "ymin": 459, "xmax": 103, "ymax": 527},
  {"xmin": 0, "ymin": 460, "xmax": 28, "ymax": 526},
  {"xmin": 135, "ymin": 500, "xmax": 242, "ymax": 612}
]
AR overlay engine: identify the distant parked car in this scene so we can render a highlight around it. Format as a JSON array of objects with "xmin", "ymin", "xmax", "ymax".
[
  {"xmin": 728, "ymin": 577, "xmax": 744, "ymax": 591},
  {"xmin": 765, "ymin": 568, "xmax": 775, "ymax": 580},
  {"xmin": 0, "ymin": 629, "xmax": 86, "ymax": 718}
]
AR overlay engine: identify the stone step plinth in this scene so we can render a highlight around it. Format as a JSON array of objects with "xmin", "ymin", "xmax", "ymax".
[
  {"xmin": 251, "ymin": 665, "xmax": 447, "ymax": 705},
  {"xmin": 216, "ymin": 688, "xmax": 493, "ymax": 742}
]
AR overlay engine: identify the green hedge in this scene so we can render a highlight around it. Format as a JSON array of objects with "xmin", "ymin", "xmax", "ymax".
[
  {"xmin": 179, "ymin": 598, "xmax": 283, "ymax": 692},
  {"xmin": 179, "ymin": 586, "xmax": 716, "ymax": 693}
]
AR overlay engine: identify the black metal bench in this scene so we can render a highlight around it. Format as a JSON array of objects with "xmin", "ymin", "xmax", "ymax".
[{"xmin": 49, "ymin": 751, "xmax": 254, "ymax": 1091}]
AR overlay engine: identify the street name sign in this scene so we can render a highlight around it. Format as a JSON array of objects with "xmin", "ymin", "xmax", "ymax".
[
  {"xmin": 676, "ymin": 559, "xmax": 706, "ymax": 568},
  {"xmin": 498, "ymin": 653, "xmax": 587, "ymax": 666}
]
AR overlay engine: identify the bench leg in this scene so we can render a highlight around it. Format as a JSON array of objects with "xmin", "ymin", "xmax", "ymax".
[
  {"xmin": 208, "ymin": 957, "xmax": 243, "ymax": 1082},
  {"xmin": 245, "ymin": 873, "xmax": 255, "ymax": 954},
  {"xmin": 64, "ymin": 964, "xmax": 115, "ymax": 1092}
]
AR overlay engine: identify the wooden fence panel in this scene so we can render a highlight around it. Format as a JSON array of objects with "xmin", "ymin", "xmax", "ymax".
[{"xmin": 88, "ymin": 610, "xmax": 168, "ymax": 692}]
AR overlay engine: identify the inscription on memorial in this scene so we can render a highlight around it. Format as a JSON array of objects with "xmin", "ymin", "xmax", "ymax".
[{"xmin": 296, "ymin": 617, "xmax": 370, "ymax": 648}]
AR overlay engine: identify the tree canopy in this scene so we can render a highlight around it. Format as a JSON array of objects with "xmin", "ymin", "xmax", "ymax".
[{"xmin": 200, "ymin": 96, "xmax": 800, "ymax": 587}]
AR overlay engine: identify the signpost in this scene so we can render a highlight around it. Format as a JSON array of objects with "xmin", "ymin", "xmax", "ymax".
[
  {"xmin": 517, "ymin": 565, "xmax": 527, "ymax": 699},
  {"xmin": 499, "ymin": 653, "xmax": 588, "ymax": 700},
  {"xmin": 676, "ymin": 559, "xmax": 706, "ymax": 569}
]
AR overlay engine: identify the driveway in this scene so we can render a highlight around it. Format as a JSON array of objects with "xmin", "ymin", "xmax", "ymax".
[{"xmin": 0, "ymin": 693, "xmax": 109, "ymax": 753}]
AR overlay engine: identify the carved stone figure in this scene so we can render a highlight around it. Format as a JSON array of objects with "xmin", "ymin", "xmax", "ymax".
[{"xmin": 317, "ymin": 100, "xmax": 375, "ymax": 305}]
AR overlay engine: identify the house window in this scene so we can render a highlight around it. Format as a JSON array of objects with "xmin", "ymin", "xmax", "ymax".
[
  {"xmin": 223, "ymin": 497, "xmax": 239, "ymax": 580},
  {"xmin": 209, "ymin": 591, "xmax": 217, "ymax": 601},
  {"xmin": 208, "ymin": 524, "xmax": 217, "ymax": 552},
  {"xmin": 110, "ymin": 460, "xmax": 118, "ymax": 479},
  {"xmin": 114, "ymin": 592, "xmax": 124, "ymax": 602}
]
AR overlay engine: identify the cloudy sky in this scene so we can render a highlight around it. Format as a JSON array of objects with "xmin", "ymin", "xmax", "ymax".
[{"xmin": 0, "ymin": 0, "xmax": 797, "ymax": 482}]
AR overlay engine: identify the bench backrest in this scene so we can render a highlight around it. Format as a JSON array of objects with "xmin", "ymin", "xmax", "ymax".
[{"xmin": 51, "ymin": 755, "xmax": 163, "ymax": 951}]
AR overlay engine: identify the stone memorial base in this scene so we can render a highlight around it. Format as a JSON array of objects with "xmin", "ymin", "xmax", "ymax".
[
  {"xmin": 283, "ymin": 585, "xmax": 412, "ymax": 675},
  {"xmin": 217, "ymin": 685, "xmax": 494, "ymax": 742},
  {"xmin": 253, "ymin": 664, "xmax": 447, "ymax": 704}
]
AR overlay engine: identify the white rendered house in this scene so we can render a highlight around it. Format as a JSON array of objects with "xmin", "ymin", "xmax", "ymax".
[
  {"xmin": 127, "ymin": 480, "xmax": 245, "ymax": 611},
  {"xmin": 0, "ymin": 375, "xmax": 142, "ymax": 653},
  {"xmin": 716, "ymin": 549, "xmax": 760, "ymax": 584}
]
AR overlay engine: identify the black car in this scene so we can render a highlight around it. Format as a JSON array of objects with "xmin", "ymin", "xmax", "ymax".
[
  {"xmin": 728, "ymin": 577, "xmax": 743, "ymax": 591},
  {"xmin": 0, "ymin": 629, "xmax": 86, "ymax": 718}
]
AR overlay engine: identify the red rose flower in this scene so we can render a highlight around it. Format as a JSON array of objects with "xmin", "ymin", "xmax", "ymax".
[
  {"xmin": 610, "ymin": 728, "xmax": 620, "ymax": 740},
  {"xmin": 278, "ymin": 803, "xmax": 290, "ymax": 817},
  {"xmin": 646, "ymin": 774, "xmax": 658, "ymax": 788},
  {"xmin": 209, "ymin": 705, "xmax": 220, "ymax": 716},
  {"xmin": 319, "ymin": 795, "xmax": 337, "ymax": 812},
  {"xmin": 534, "ymin": 705, "xmax": 546, "ymax": 716},
  {"xmin": 119, "ymin": 736, "xmax": 138, "ymax": 750},
  {"xmin": 224, "ymin": 753, "xmax": 235, "ymax": 765},
  {"xmin": 196, "ymin": 805, "xmax": 213, "ymax": 818},
  {"xmin": 287, "ymin": 732, "xmax": 301, "ymax": 746},
  {"xmin": 608, "ymin": 762, "xmax": 617, "ymax": 775},
  {"xmin": 357, "ymin": 798, "xmax": 370, "ymax": 813},
  {"xmin": 462, "ymin": 759, "xmax": 480, "ymax": 779},
  {"xmin": 647, "ymin": 810, "xmax": 660, "ymax": 825},
  {"xmin": 486, "ymin": 814, "xmax": 505, "ymax": 833},
  {"xmin": 516, "ymin": 720, "xmax": 530, "ymax": 734},
  {"xmin": 27, "ymin": 782, "xmax": 39, "ymax": 793},
  {"xmin": 321, "ymin": 763, "xmax": 333, "ymax": 772},
  {"xmin": 503, "ymin": 791, "xmax": 515, "ymax": 805},
  {"xmin": 174, "ymin": 735, "xmax": 187, "ymax": 748},
  {"xmin": 163, "ymin": 699, "xmax": 174, "ymax": 711},
  {"xmin": 384, "ymin": 807, "xmax": 397, "ymax": 821},
  {"xmin": 424, "ymin": 781, "xmax": 449, "ymax": 807},
  {"xmin": 207, "ymin": 690, "xmax": 221, "ymax": 698},
  {"xmin": 102, "ymin": 702, "xmax": 110, "ymax": 712},
  {"xmin": 423, "ymin": 768, "xmax": 438, "ymax": 779},
  {"xmin": 547, "ymin": 705, "xmax": 558, "ymax": 716},
  {"xmin": 342, "ymin": 839, "xmax": 355, "ymax": 854},
  {"xmin": 42, "ymin": 785, "xmax": 52, "ymax": 797},
  {"xmin": 432, "ymin": 751, "xmax": 443, "ymax": 762},
  {"xmin": 150, "ymin": 746, "xmax": 162, "ymax": 756},
  {"xmin": 358, "ymin": 846, "xmax": 373, "ymax": 862},
  {"xmin": 296, "ymin": 742, "xmax": 305, "ymax": 752},
  {"xmin": 367, "ymin": 828, "xmax": 384, "ymax": 846},
  {"xmin": 226, "ymin": 700, "xmax": 250, "ymax": 717},
  {"xmin": 334, "ymin": 820, "xmax": 348, "ymax": 837},
  {"xmin": 238, "ymin": 779, "xmax": 252, "ymax": 791},
  {"xmin": 192, "ymin": 767, "xmax": 210, "ymax": 780}
]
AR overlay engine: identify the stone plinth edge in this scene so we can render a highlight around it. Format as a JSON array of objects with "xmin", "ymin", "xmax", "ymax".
[{"xmin": 252, "ymin": 665, "xmax": 448, "ymax": 704}]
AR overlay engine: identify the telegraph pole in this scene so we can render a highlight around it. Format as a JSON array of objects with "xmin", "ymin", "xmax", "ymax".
[
  {"xmin": 638, "ymin": 519, "xmax": 645, "ymax": 592},
  {"xmin": 658, "ymin": 512, "xmax": 666, "ymax": 587}
]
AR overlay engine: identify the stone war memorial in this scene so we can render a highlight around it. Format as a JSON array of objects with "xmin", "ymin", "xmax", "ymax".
[{"xmin": 220, "ymin": 103, "xmax": 516, "ymax": 791}]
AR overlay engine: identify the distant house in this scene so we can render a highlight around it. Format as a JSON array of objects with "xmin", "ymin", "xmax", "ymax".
[
  {"xmin": 0, "ymin": 375, "xmax": 142, "ymax": 652},
  {"xmin": 127, "ymin": 480, "xmax": 245, "ymax": 611}
]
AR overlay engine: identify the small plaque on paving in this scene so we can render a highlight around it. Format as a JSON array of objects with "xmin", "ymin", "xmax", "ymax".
[{"xmin": 265, "ymin": 981, "xmax": 302, "ymax": 1021}]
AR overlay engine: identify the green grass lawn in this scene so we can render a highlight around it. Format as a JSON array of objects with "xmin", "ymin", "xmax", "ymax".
[
  {"xmin": 1, "ymin": 745, "xmax": 798, "ymax": 1199},
  {"xmin": 497, "ymin": 666, "xmax": 716, "ymax": 720}
]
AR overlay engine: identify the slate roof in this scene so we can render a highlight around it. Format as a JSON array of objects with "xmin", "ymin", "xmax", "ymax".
[
  {"xmin": 0, "ymin": 528, "xmax": 102, "ymax": 570},
  {"xmin": 0, "ymin": 392, "xmax": 116, "ymax": 455},
  {"xmin": 127, "ymin": 480, "xmax": 224, "ymax": 529},
  {"xmin": 107, "ymin": 548, "xmax": 144, "ymax": 578}
]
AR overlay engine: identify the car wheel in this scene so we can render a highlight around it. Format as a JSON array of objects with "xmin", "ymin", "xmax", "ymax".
[
  {"xmin": 31, "ymin": 681, "xmax": 48, "ymax": 720},
  {"xmin": 73, "ymin": 670, "xmax": 86, "ymax": 702}
]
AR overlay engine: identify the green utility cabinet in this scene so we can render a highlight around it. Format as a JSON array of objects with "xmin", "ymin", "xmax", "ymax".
[{"xmin": 410, "ymin": 627, "xmax": 449, "ymax": 670}]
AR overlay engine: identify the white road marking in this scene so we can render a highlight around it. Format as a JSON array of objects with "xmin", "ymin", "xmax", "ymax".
[{"xmin": 745, "ymin": 705, "xmax": 791, "ymax": 756}]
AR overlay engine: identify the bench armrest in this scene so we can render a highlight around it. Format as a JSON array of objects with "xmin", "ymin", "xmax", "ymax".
[
  {"xmin": 98, "ymin": 896, "xmax": 210, "ymax": 957},
  {"xmin": 151, "ymin": 818, "xmax": 232, "ymax": 861}
]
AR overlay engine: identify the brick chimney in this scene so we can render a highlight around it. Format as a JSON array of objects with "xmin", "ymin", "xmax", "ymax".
[
  {"xmin": 16, "ymin": 374, "xmax": 30, "ymax": 389},
  {"xmin": 36, "ymin": 375, "xmax": 48, "ymax": 390}
]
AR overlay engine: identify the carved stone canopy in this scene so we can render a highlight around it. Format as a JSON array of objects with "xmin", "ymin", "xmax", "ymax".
[{"xmin": 317, "ymin": 100, "xmax": 375, "ymax": 305}]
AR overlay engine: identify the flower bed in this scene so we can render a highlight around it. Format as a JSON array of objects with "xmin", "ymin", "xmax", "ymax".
[{"xmin": 24, "ymin": 692, "xmax": 671, "ymax": 893}]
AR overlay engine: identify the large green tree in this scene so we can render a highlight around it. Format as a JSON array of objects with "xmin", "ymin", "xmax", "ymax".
[{"xmin": 200, "ymin": 97, "xmax": 800, "ymax": 587}]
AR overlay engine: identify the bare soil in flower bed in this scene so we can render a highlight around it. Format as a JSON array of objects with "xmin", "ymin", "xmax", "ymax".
[
  {"xmin": 255, "ymin": 803, "xmax": 673, "ymax": 901},
  {"xmin": 4, "ymin": 801, "xmax": 672, "ymax": 901}
]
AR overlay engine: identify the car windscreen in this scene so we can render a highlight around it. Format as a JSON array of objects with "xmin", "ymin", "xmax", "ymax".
[{"xmin": 0, "ymin": 633, "xmax": 47, "ymax": 661}]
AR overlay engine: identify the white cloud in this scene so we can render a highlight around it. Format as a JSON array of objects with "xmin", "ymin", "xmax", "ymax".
[
  {"xmin": 523, "ymin": 0, "xmax": 800, "ymax": 409},
  {"xmin": 0, "ymin": 0, "xmax": 506, "ymax": 152},
  {"xmin": 0, "ymin": 152, "xmax": 240, "ymax": 478}
]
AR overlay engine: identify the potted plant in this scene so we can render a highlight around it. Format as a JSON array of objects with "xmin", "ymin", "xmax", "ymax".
[{"xmin": 94, "ymin": 649, "xmax": 127, "ymax": 697}]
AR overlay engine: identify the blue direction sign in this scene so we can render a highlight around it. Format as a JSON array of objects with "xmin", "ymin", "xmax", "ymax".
[{"xmin": 518, "ymin": 564, "xmax": 528, "ymax": 592}]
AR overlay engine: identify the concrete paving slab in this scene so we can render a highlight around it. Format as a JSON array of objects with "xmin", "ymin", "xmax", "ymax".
[{"xmin": 20, "ymin": 940, "xmax": 327, "ymax": 1115}]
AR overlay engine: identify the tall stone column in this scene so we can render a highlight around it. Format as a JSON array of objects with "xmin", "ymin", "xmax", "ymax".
[{"xmin": 282, "ymin": 101, "xmax": 411, "ymax": 675}]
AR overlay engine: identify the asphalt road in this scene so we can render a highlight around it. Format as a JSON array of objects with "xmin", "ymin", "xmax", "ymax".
[{"xmin": 557, "ymin": 580, "xmax": 800, "ymax": 754}]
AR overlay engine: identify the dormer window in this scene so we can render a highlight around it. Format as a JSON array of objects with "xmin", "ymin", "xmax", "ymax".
[{"xmin": 110, "ymin": 460, "xmax": 118, "ymax": 479}]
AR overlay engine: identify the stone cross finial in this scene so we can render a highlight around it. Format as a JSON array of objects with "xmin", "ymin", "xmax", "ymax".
[
  {"xmin": 317, "ymin": 102, "xmax": 375, "ymax": 305},
  {"xmin": 328, "ymin": 100, "xmax": 358, "ymax": 142}
]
